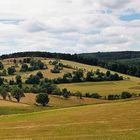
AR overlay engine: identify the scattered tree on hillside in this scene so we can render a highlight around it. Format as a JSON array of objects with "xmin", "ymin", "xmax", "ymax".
[
  {"xmin": 0, "ymin": 86, "xmax": 8, "ymax": 100},
  {"xmin": 25, "ymin": 75, "xmax": 40, "ymax": 84},
  {"xmin": 121, "ymin": 92, "xmax": 132, "ymax": 99},
  {"xmin": 62, "ymin": 88, "xmax": 70, "ymax": 99},
  {"xmin": 40, "ymin": 81, "xmax": 59, "ymax": 94},
  {"xmin": 36, "ymin": 71, "xmax": 43, "ymax": 79},
  {"xmin": 0, "ymin": 77, "xmax": 4, "ymax": 86},
  {"xmin": 86, "ymin": 71, "xmax": 94, "ymax": 81},
  {"xmin": 20, "ymin": 63, "xmax": 29, "ymax": 72},
  {"xmin": 11, "ymin": 86, "xmax": 25, "ymax": 102},
  {"xmin": 9, "ymin": 79, "xmax": 16, "ymax": 85},
  {"xmin": 72, "ymin": 69, "xmax": 84, "ymax": 82},
  {"xmin": 36, "ymin": 93, "xmax": 49, "ymax": 106},
  {"xmin": 7, "ymin": 66, "xmax": 16, "ymax": 75},
  {"xmin": 75, "ymin": 91, "xmax": 83, "ymax": 99},
  {"xmin": 13, "ymin": 59, "xmax": 17, "ymax": 64},
  {"xmin": 0, "ymin": 62, "xmax": 4, "ymax": 70},
  {"xmin": 51, "ymin": 65, "xmax": 61, "ymax": 73},
  {"xmin": 16, "ymin": 75, "xmax": 22, "ymax": 88}
]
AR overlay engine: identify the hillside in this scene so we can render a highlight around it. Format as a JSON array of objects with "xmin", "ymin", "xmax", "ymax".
[
  {"xmin": 1, "ymin": 51, "xmax": 140, "ymax": 78},
  {"xmin": 79, "ymin": 51, "xmax": 140, "ymax": 60},
  {"xmin": 1, "ymin": 57, "xmax": 140, "ymax": 96},
  {"xmin": 2, "ymin": 51, "xmax": 140, "ymax": 60},
  {"xmin": 0, "ymin": 56, "xmax": 139, "ymax": 139}
]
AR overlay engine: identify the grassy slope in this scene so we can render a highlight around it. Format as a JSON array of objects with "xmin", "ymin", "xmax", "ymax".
[
  {"xmin": 0, "ymin": 99, "xmax": 139, "ymax": 139},
  {"xmin": 0, "ymin": 93, "xmax": 108, "ymax": 115},
  {"xmin": 58, "ymin": 60, "xmax": 140, "ymax": 95},
  {"xmin": 2, "ymin": 58, "xmax": 140, "ymax": 95}
]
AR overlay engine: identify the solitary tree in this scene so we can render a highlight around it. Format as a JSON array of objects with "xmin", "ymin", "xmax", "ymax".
[
  {"xmin": 7, "ymin": 66, "xmax": 16, "ymax": 75},
  {"xmin": 36, "ymin": 93, "xmax": 49, "ymax": 106},
  {"xmin": 36, "ymin": 71, "xmax": 43, "ymax": 79},
  {"xmin": 0, "ymin": 62, "xmax": 4, "ymax": 70},
  {"xmin": 16, "ymin": 75, "xmax": 22, "ymax": 88},
  {"xmin": 0, "ymin": 77, "xmax": 4, "ymax": 86},
  {"xmin": 106, "ymin": 71, "xmax": 111, "ymax": 77},
  {"xmin": 62, "ymin": 88, "xmax": 70, "ymax": 99},
  {"xmin": 0, "ymin": 87, "xmax": 8, "ymax": 100},
  {"xmin": 11, "ymin": 86, "xmax": 25, "ymax": 102},
  {"xmin": 20, "ymin": 63, "xmax": 28, "ymax": 72}
]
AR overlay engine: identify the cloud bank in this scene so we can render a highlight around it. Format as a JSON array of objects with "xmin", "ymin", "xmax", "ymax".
[{"xmin": 0, "ymin": 0, "xmax": 139, "ymax": 54}]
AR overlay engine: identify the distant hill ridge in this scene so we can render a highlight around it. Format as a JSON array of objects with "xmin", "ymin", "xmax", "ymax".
[
  {"xmin": 1, "ymin": 51, "xmax": 140, "ymax": 77},
  {"xmin": 1, "ymin": 51, "xmax": 140, "ymax": 60}
]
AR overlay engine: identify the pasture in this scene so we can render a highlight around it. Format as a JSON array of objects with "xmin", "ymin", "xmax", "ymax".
[{"xmin": 0, "ymin": 99, "xmax": 139, "ymax": 139}]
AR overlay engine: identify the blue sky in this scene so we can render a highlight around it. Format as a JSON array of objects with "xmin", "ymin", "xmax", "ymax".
[
  {"xmin": 120, "ymin": 13, "xmax": 140, "ymax": 21},
  {"xmin": 0, "ymin": 0, "xmax": 139, "ymax": 54}
]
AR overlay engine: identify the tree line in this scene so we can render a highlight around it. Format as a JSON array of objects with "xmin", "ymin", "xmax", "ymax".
[{"xmin": 1, "ymin": 51, "xmax": 140, "ymax": 77}]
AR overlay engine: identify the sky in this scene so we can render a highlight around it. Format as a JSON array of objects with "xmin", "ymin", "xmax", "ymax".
[{"xmin": 0, "ymin": 0, "xmax": 140, "ymax": 54}]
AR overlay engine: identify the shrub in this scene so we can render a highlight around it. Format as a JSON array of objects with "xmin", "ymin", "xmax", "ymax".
[
  {"xmin": 121, "ymin": 92, "xmax": 132, "ymax": 99},
  {"xmin": 36, "ymin": 93, "xmax": 49, "ymax": 106},
  {"xmin": 7, "ymin": 66, "xmax": 16, "ymax": 75},
  {"xmin": 25, "ymin": 75, "xmax": 40, "ymax": 84},
  {"xmin": 16, "ymin": 75, "xmax": 22, "ymax": 88},
  {"xmin": 0, "ymin": 86, "xmax": 8, "ymax": 100},
  {"xmin": 0, "ymin": 62, "xmax": 4, "ymax": 70},
  {"xmin": 11, "ymin": 86, "xmax": 25, "ymax": 102},
  {"xmin": 20, "ymin": 64, "xmax": 29, "ymax": 72},
  {"xmin": 9, "ymin": 80, "xmax": 16, "ymax": 85},
  {"xmin": 36, "ymin": 71, "xmax": 43, "ymax": 79},
  {"xmin": 62, "ymin": 88, "xmax": 70, "ymax": 99},
  {"xmin": 51, "ymin": 65, "xmax": 61, "ymax": 73},
  {"xmin": 90, "ymin": 93, "xmax": 101, "ymax": 99}
]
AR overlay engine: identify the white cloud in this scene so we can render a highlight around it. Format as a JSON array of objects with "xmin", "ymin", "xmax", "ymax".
[{"xmin": 0, "ymin": 0, "xmax": 139, "ymax": 54}]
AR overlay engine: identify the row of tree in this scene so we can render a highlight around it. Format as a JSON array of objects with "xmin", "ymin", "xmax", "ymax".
[
  {"xmin": 20, "ymin": 59, "xmax": 47, "ymax": 72},
  {"xmin": 107, "ymin": 92, "xmax": 139, "ymax": 100},
  {"xmin": 53, "ymin": 69, "xmax": 123, "ymax": 84},
  {"xmin": 23, "ymin": 69, "xmax": 123, "ymax": 85}
]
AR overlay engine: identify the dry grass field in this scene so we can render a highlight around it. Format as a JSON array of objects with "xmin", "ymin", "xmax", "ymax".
[{"xmin": 0, "ymin": 99, "xmax": 139, "ymax": 139}]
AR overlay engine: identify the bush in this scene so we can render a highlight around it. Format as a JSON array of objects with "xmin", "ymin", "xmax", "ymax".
[
  {"xmin": 0, "ymin": 69, "xmax": 7, "ymax": 76},
  {"xmin": 9, "ymin": 80, "xmax": 16, "ymax": 85},
  {"xmin": 36, "ymin": 93, "xmax": 49, "ymax": 106},
  {"xmin": 51, "ymin": 65, "xmax": 61, "ymax": 73},
  {"xmin": 20, "ymin": 64, "xmax": 28, "ymax": 72},
  {"xmin": 36, "ymin": 71, "xmax": 43, "ymax": 79},
  {"xmin": 16, "ymin": 75, "xmax": 22, "ymax": 88},
  {"xmin": 0, "ymin": 62, "xmax": 4, "ymax": 70},
  {"xmin": 90, "ymin": 93, "xmax": 101, "ymax": 99},
  {"xmin": 0, "ymin": 86, "xmax": 8, "ymax": 100},
  {"xmin": 62, "ymin": 88, "xmax": 70, "ymax": 99},
  {"xmin": 7, "ymin": 66, "xmax": 16, "ymax": 75},
  {"xmin": 11, "ymin": 86, "xmax": 25, "ymax": 102},
  {"xmin": 23, "ymin": 58, "xmax": 32, "ymax": 63},
  {"xmin": 40, "ymin": 82, "xmax": 59, "ymax": 94},
  {"xmin": 108, "ymin": 94, "xmax": 120, "ymax": 100},
  {"xmin": 25, "ymin": 75, "xmax": 40, "ymax": 84},
  {"xmin": 121, "ymin": 92, "xmax": 132, "ymax": 99}
]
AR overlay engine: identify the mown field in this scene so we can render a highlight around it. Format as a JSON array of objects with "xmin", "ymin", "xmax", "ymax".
[{"xmin": 0, "ymin": 99, "xmax": 139, "ymax": 139}]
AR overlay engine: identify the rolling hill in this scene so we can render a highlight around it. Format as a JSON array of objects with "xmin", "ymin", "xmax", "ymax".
[{"xmin": 0, "ymin": 53, "xmax": 140, "ymax": 139}]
